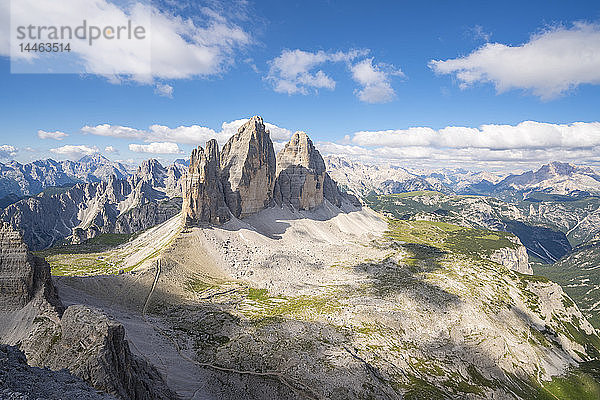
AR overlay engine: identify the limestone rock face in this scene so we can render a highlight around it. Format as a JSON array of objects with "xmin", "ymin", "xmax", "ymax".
[
  {"xmin": 490, "ymin": 237, "xmax": 532, "ymax": 274},
  {"xmin": 37, "ymin": 305, "xmax": 176, "ymax": 400},
  {"xmin": 0, "ymin": 225, "xmax": 176, "ymax": 399},
  {"xmin": 182, "ymin": 139, "xmax": 230, "ymax": 225},
  {"xmin": 114, "ymin": 197, "xmax": 182, "ymax": 233},
  {"xmin": 275, "ymin": 131, "xmax": 326, "ymax": 210},
  {"xmin": 323, "ymin": 172, "xmax": 362, "ymax": 208},
  {"xmin": 220, "ymin": 116, "xmax": 276, "ymax": 218},
  {"xmin": 0, "ymin": 344, "xmax": 116, "ymax": 400},
  {"xmin": 0, "ymin": 223, "xmax": 60, "ymax": 311}
]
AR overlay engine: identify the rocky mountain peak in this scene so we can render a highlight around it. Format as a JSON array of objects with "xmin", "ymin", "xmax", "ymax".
[
  {"xmin": 275, "ymin": 130, "xmax": 327, "ymax": 210},
  {"xmin": 543, "ymin": 160, "xmax": 597, "ymax": 177},
  {"xmin": 277, "ymin": 131, "xmax": 326, "ymax": 175},
  {"xmin": 240, "ymin": 115, "xmax": 266, "ymax": 134},
  {"xmin": 220, "ymin": 115, "xmax": 276, "ymax": 218},
  {"xmin": 182, "ymin": 140, "xmax": 230, "ymax": 225},
  {"xmin": 77, "ymin": 153, "xmax": 110, "ymax": 165},
  {"xmin": 137, "ymin": 158, "xmax": 165, "ymax": 176},
  {"xmin": 181, "ymin": 117, "xmax": 358, "ymax": 225},
  {"xmin": 135, "ymin": 158, "xmax": 167, "ymax": 187}
]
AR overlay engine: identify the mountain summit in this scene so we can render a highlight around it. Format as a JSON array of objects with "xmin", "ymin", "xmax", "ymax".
[
  {"xmin": 494, "ymin": 161, "xmax": 600, "ymax": 197},
  {"xmin": 220, "ymin": 116, "xmax": 277, "ymax": 218},
  {"xmin": 182, "ymin": 116, "xmax": 358, "ymax": 226}
]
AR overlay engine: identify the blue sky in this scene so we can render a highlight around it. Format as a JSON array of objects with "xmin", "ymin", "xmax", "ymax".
[{"xmin": 0, "ymin": 0, "xmax": 599, "ymax": 171}]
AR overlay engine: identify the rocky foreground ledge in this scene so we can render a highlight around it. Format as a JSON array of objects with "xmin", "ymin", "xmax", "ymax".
[
  {"xmin": 0, "ymin": 344, "xmax": 116, "ymax": 400},
  {"xmin": 0, "ymin": 222, "xmax": 177, "ymax": 399}
]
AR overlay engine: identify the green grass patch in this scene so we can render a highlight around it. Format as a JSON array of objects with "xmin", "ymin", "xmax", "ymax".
[
  {"xmin": 36, "ymin": 233, "xmax": 135, "ymax": 257},
  {"xmin": 241, "ymin": 287, "xmax": 343, "ymax": 322},
  {"xmin": 384, "ymin": 220, "xmax": 517, "ymax": 260},
  {"xmin": 543, "ymin": 361, "xmax": 600, "ymax": 400}
]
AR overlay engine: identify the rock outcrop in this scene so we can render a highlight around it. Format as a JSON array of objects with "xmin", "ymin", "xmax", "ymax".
[
  {"xmin": 275, "ymin": 131, "xmax": 326, "ymax": 210},
  {"xmin": 0, "ymin": 222, "xmax": 61, "ymax": 311},
  {"xmin": 0, "ymin": 224, "xmax": 176, "ymax": 399},
  {"xmin": 182, "ymin": 139, "xmax": 230, "ymax": 225},
  {"xmin": 220, "ymin": 116, "xmax": 277, "ymax": 218},
  {"xmin": 29, "ymin": 305, "xmax": 176, "ymax": 400},
  {"xmin": 490, "ymin": 237, "xmax": 532, "ymax": 274},
  {"xmin": 1, "ymin": 344, "xmax": 116, "ymax": 400}
]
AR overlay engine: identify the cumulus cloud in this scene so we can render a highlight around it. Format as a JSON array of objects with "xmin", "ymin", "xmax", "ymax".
[
  {"xmin": 0, "ymin": 145, "xmax": 17, "ymax": 159},
  {"xmin": 82, "ymin": 124, "xmax": 145, "ymax": 139},
  {"xmin": 38, "ymin": 130, "xmax": 68, "ymax": 140},
  {"xmin": 351, "ymin": 121, "xmax": 600, "ymax": 150},
  {"xmin": 351, "ymin": 59, "xmax": 403, "ymax": 103},
  {"xmin": 104, "ymin": 145, "xmax": 119, "ymax": 154},
  {"xmin": 4, "ymin": 0, "xmax": 251, "ymax": 85},
  {"xmin": 129, "ymin": 142, "xmax": 181, "ymax": 154},
  {"xmin": 267, "ymin": 49, "xmax": 403, "ymax": 102},
  {"xmin": 267, "ymin": 49, "xmax": 368, "ymax": 95},
  {"xmin": 154, "ymin": 83, "xmax": 174, "ymax": 98},
  {"xmin": 318, "ymin": 121, "xmax": 600, "ymax": 169},
  {"xmin": 82, "ymin": 118, "xmax": 292, "ymax": 145},
  {"xmin": 429, "ymin": 22, "xmax": 600, "ymax": 99},
  {"xmin": 50, "ymin": 145, "xmax": 99, "ymax": 159}
]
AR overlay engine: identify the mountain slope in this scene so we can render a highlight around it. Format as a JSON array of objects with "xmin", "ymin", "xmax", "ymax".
[
  {"xmin": 540, "ymin": 238, "xmax": 600, "ymax": 329},
  {"xmin": 52, "ymin": 205, "xmax": 600, "ymax": 400},
  {"xmin": 366, "ymin": 191, "xmax": 572, "ymax": 264}
]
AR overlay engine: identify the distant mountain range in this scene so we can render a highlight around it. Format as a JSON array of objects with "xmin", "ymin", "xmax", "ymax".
[
  {"xmin": 325, "ymin": 157, "xmax": 600, "ymax": 200},
  {"xmin": 0, "ymin": 154, "xmax": 129, "ymax": 200},
  {"xmin": 324, "ymin": 156, "xmax": 503, "ymax": 196},
  {"xmin": 488, "ymin": 161, "xmax": 600, "ymax": 200},
  {"xmin": 3, "ymin": 154, "xmax": 597, "ymax": 204},
  {"xmin": 0, "ymin": 156, "xmax": 189, "ymax": 250},
  {"xmin": 0, "ymin": 153, "xmax": 192, "ymax": 200}
]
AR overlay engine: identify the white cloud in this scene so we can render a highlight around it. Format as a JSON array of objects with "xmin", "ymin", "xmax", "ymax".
[
  {"xmin": 266, "ymin": 49, "xmax": 369, "ymax": 94},
  {"xmin": 104, "ymin": 145, "xmax": 119, "ymax": 154},
  {"xmin": 318, "ymin": 121, "xmax": 600, "ymax": 170},
  {"xmin": 81, "ymin": 118, "xmax": 293, "ymax": 145},
  {"xmin": 267, "ymin": 49, "xmax": 403, "ymax": 103},
  {"xmin": 154, "ymin": 83, "xmax": 174, "ymax": 98},
  {"xmin": 351, "ymin": 59, "xmax": 402, "ymax": 103},
  {"xmin": 38, "ymin": 130, "xmax": 68, "ymax": 140},
  {"xmin": 50, "ymin": 145, "xmax": 99, "ymax": 159},
  {"xmin": 351, "ymin": 121, "xmax": 600, "ymax": 150},
  {"xmin": 0, "ymin": 145, "xmax": 17, "ymax": 159},
  {"xmin": 129, "ymin": 142, "xmax": 181, "ymax": 154},
  {"xmin": 146, "ymin": 124, "xmax": 225, "ymax": 144},
  {"xmin": 82, "ymin": 124, "xmax": 145, "ymax": 139},
  {"xmin": 470, "ymin": 25, "xmax": 491, "ymax": 42},
  {"xmin": 429, "ymin": 22, "xmax": 600, "ymax": 99},
  {"xmin": 3, "ymin": 0, "xmax": 251, "ymax": 85}
]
